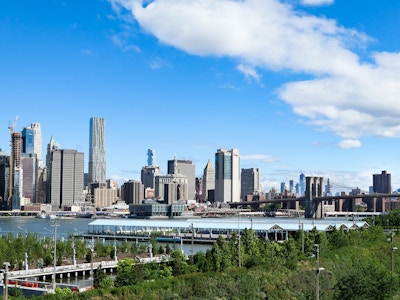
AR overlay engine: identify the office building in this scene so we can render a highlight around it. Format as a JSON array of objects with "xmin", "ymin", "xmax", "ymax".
[
  {"xmin": 141, "ymin": 149, "xmax": 160, "ymax": 192},
  {"xmin": 9, "ymin": 132, "xmax": 22, "ymax": 210},
  {"xmin": 93, "ymin": 187, "xmax": 118, "ymax": 208},
  {"xmin": 202, "ymin": 160, "xmax": 215, "ymax": 202},
  {"xmin": 214, "ymin": 148, "xmax": 240, "ymax": 203},
  {"xmin": 324, "ymin": 178, "xmax": 333, "ymax": 196},
  {"xmin": 155, "ymin": 159, "xmax": 188, "ymax": 204},
  {"xmin": 241, "ymin": 168, "xmax": 260, "ymax": 200},
  {"xmin": 21, "ymin": 153, "xmax": 36, "ymax": 203},
  {"xmin": 46, "ymin": 138, "xmax": 84, "ymax": 210},
  {"xmin": 299, "ymin": 172, "xmax": 305, "ymax": 196},
  {"xmin": 373, "ymin": 170, "xmax": 391, "ymax": 193},
  {"xmin": 88, "ymin": 117, "xmax": 106, "ymax": 186},
  {"xmin": 121, "ymin": 180, "xmax": 144, "ymax": 205},
  {"xmin": 22, "ymin": 126, "xmax": 34, "ymax": 155},
  {"xmin": 0, "ymin": 152, "xmax": 10, "ymax": 209},
  {"xmin": 168, "ymin": 158, "xmax": 195, "ymax": 200},
  {"xmin": 147, "ymin": 149, "xmax": 156, "ymax": 166}
]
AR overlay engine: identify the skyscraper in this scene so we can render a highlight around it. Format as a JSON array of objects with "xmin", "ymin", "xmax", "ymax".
[
  {"xmin": 141, "ymin": 149, "xmax": 160, "ymax": 194},
  {"xmin": 31, "ymin": 123, "xmax": 42, "ymax": 168},
  {"xmin": 46, "ymin": 142, "xmax": 84, "ymax": 210},
  {"xmin": 241, "ymin": 168, "xmax": 260, "ymax": 200},
  {"xmin": 215, "ymin": 148, "xmax": 240, "ymax": 203},
  {"xmin": 299, "ymin": 172, "xmax": 305, "ymax": 196},
  {"xmin": 373, "ymin": 170, "xmax": 391, "ymax": 194},
  {"xmin": 168, "ymin": 158, "xmax": 195, "ymax": 200},
  {"xmin": 202, "ymin": 160, "xmax": 215, "ymax": 202},
  {"xmin": 88, "ymin": 117, "xmax": 106, "ymax": 186},
  {"xmin": 22, "ymin": 126, "xmax": 34, "ymax": 155},
  {"xmin": 10, "ymin": 132, "xmax": 22, "ymax": 210}
]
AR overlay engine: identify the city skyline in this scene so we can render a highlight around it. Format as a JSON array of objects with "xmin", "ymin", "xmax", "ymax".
[{"xmin": 1, "ymin": 1, "xmax": 400, "ymax": 193}]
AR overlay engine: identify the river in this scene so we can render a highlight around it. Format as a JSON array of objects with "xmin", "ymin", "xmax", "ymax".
[{"xmin": 0, "ymin": 216, "xmax": 211, "ymax": 254}]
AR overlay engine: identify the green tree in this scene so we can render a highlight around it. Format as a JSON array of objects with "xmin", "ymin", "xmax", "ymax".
[{"xmin": 114, "ymin": 258, "xmax": 136, "ymax": 287}]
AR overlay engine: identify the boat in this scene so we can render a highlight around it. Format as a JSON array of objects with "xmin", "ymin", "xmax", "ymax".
[
  {"xmin": 76, "ymin": 212, "xmax": 94, "ymax": 218},
  {"xmin": 36, "ymin": 212, "xmax": 46, "ymax": 219}
]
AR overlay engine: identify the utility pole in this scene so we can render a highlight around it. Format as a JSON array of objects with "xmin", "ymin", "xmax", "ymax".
[
  {"xmin": 50, "ymin": 220, "xmax": 59, "ymax": 291},
  {"xmin": 390, "ymin": 230, "xmax": 398, "ymax": 275},
  {"xmin": 301, "ymin": 223, "xmax": 304, "ymax": 253},
  {"xmin": 238, "ymin": 214, "xmax": 241, "ymax": 268},
  {"xmin": 3, "ymin": 262, "xmax": 10, "ymax": 300},
  {"xmin": 191, "ymin": 223, "xmax": 194, "ymax": 259},
  {"xmin": 314, "ymin": 244, "xmax": 325, "ymax": 300}
]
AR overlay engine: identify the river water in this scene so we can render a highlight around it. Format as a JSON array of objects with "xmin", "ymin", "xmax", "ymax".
[{"xmin": 0, "ymin": 216, "xmax": 211, "ymax": 254}]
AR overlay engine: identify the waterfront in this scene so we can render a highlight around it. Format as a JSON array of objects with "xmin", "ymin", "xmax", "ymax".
[{"xmin": 0, "ymin": 216, "xmax": 211, "ymax": 254}]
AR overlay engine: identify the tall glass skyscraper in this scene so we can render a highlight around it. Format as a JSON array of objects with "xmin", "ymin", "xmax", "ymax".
[
  {"xmin": 88, "ymin": 117, "xmax": 106, "ymax": 185},
  {"xmin": 215, "ymin": 148, "xmax": 240, "ymax": 203}
]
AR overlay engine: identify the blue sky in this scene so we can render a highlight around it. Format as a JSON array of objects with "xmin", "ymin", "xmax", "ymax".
[{"xmin": 1, "ymin": 0, "xmax": 400, "ymax": 194}]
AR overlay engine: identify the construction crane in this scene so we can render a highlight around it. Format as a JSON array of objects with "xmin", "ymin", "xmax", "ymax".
[
  {"xmin": 8, "ymin": 116, "xmax": 18, "ymax": 208},
  {"xmin": 8, "ymin": 115, "xmax": 18, "ymax": 133}
]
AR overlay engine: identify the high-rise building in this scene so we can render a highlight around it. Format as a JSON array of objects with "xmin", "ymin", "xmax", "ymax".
[
  {"xmin": 214, "ymin": 148, "xmax": 240, "ymax": 203},
  {"xmin": 373, "ymin": 170, "xmax": 391, "ymax": 194},
  {"xmin": 299, "ymin": 172, "xmax": 305, "ymax": 196},
  {"xmin": 241, "ymin": 168, "xmax": 260, "ymax": 200},
  {"xmin": 147, "ymin": 149, "xmax": 156, "ymax": 166},
  {"xmin": 168, "ymin": 158, "xmax": 195, "ymax": 200},
  {"xmin": 121, "ymin": 180, "xmax": 144, "ymax": 205},
  {"xmin": 202, "ymin": 160, "xmax": 215, "ymax": 202},
  {"xmin": 30, "ymin": 123, "xmax": 42, "ymax": 167},
  {"xmin": 0, "ymin": 151, "xmax": 10, "ymax": 209},
  {"xmin": 22, "ymin": 126, "xmax": 34, "ymax": 155},
  {"xmin": 88, "ymin": 117, "xmax": 106, "ymax": 186},
  {"xmin": 280, "ymin": 182, "xmax": 286, "ymax": 193},
  {"xmin": 46, "ymin": 138, "xmax": 84, "ymax": 210},
  {"xmin": 21, "ymin": 153, "xmax": 36, "ymax": 203},
  {"xmin": 10, "ymin": 132, "xmax": 22, "ymax": 210},
  {"xmin": 324, "ymin": 178, "xmax": 333, "ymax": 196}
]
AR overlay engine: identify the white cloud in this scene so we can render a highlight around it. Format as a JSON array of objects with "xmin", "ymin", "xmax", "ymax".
[
  {"xmin": 236, "ymin": 64, "xmax": 260, "ymax": 82},
  {"xmin": 111, "ymin": 0, "xmax": 400, "ymax": 140},
  {"xmin": 241, "ymin": 154, "xmax": 279, "ymax": 163},
  {"xmin": 299, "ymin": 0, "xmax": 334, "ymax": 6},
  {"xmin": 338, "ymin": 139, "xmax": 362, "ymax": 149},
  {"xmin": 149, "ymin": 56, "xmax": 171, "ymax": 69}
]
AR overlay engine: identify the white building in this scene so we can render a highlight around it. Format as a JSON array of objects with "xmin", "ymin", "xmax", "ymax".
[{"xmin": 214, "ymin": 148, "xmax": 240, "ymax": 203}]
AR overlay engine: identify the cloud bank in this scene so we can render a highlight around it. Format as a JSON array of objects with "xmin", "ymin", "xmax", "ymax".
[{"xmin": 111, "ymin": 0, "xmax": 400, "ymax": 141}]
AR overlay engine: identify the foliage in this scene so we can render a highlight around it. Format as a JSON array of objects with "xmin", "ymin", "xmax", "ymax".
[
  {"xmin": 54, "ymin": 287, "xmax": 72, "ymax": 297},
  {"xmin": 10, "ymin": 210, "xmax": 400, "ymax": 299}
]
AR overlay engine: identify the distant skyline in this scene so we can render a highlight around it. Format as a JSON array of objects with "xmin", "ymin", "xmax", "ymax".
[{"xmin": 1, "ymin": 1, "xmax": 400, "ymax": 193}]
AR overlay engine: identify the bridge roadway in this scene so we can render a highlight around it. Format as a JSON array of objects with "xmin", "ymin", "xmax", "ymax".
[
  {"xmin": 229, "ymin": 193, "xmax": 399, "ymax": 208},
  {"xmin": 2, "ymin": 255, "xmax": 168, "ymax": 281}
]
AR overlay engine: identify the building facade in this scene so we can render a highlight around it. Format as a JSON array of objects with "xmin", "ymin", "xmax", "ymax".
[
  {"xmin": 167, "ymin": 158, "xmax": 195, "ymax": 200},
  {"xmin": 214, "ymin": 148, "xmax": 240, "ymax": 203},
  {"xmin": 373, "ymin": 170, "xmax": 391, "ymax": 194},
  {"xmin": 155, "ymin": 173, "xmax": 188, "ymax": 204},
  {"xmin": 88, "ymin": 117, "xmax": 106, "ymax": 186},
  {"xmin": 202, "ymin": 160, "xmax": 215, "ymax": 202},
  {"xmin": 240, "ymin": 168, "xmax": 260, "ymax": 200},
  {"xmin": 121, "ymin": 180, "xmax": 144, "ymax": 205},
  {"xmin": 46, "ymin": 144, "xmax": 84, "ymax": 211}
]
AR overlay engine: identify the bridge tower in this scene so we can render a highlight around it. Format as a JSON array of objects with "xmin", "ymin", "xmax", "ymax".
[{"xmin": 305, "ymin": 176, "xmax": 324, "ymax": 218}]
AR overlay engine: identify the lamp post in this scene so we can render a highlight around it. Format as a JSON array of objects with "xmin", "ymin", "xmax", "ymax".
[
  {"xmin": 72, "ymin": 240, "xmax": 76, "ymax": 267},
  {"xmin": 238, "ymin": 214, "xmax": 241, "ymax": 268},
  {"xmin": 389, "ymin": 231, "xmax": 398, "ymax": 275},
  {"xmin": 89, "ymin": 236, "xmax": 94, "ymax": 286},
  {"xmin": 314, "ymin": 244, "xmax": 325, "ymax": 300},
  {"xmin": 191, "ymin": 223, "xmax": 194, "ymax": 259},
  {"xmin": 113, "ymin": 231, "xmax": 117, "ymax": 263},
  {"xmin": 3, "ymin": 262, "xmax": 10, "ymax": 300},
  {"xmin": 50, "ymin": 220, "xmax": 60, "ymax": 291},
  {"xmin": 301, "ymin": 223, "xmax": 304, "ymax": 253}
]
